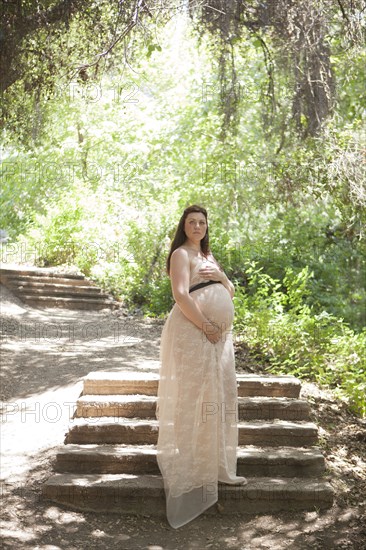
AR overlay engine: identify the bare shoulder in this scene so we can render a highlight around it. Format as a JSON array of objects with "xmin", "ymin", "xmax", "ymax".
[
  {"xmin": 171, "ymin": 247, "xmax": 189, "ymax": 260},
  {"xmin": 170, "ymin": 247, "xmax": 190, "ymax": 266}
]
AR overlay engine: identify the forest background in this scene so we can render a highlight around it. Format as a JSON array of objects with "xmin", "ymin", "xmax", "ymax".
[{"xmin": 1, "ymin": 0, "xmax": 365, "ymax": 417}]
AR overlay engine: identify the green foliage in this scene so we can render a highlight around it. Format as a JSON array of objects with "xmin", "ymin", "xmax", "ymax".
[
  {"xmin": 15, "ymin": 190, "xmax": 84, "ymax": 267},
  {"xmin": 1, "ymin": 12, "xmax": 364, "ymax": 417},
  {"xmin": 143, "ymin": 276, "xmax": 174, "ymax": 317},
  {"xmin": 233, "ymin": 262, "xmax": 366, "ymax": 417}
]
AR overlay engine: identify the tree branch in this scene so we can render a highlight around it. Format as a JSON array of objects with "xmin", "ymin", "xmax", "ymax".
[
  {"xmin": 0, "ymin": 0, "xmax": 87, "ymax": 92},
  {"xmin": 22, "ymin": 0, "xmax": 86, "ymax": 39},
  {"xmin": 336, "ymin": 0, "xmax": 350, "ymax": 24},
  {"xmin": 69, "ymin": 0, "xmax": 149, "ymax": 79}
]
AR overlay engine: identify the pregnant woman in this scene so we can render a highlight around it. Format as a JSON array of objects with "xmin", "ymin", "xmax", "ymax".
[{"xmin": 156, "ymin": 204, "xmax": 247, "ymax": 529}]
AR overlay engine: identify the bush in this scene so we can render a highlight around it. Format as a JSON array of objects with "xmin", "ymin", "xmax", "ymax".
[
  {"xmin": 233, "ymin": 261, "xmax": 366, "ymax": 417},
  {"xmin": 15, "ymin": 195, "xmax": 84, "ymax": 267}
]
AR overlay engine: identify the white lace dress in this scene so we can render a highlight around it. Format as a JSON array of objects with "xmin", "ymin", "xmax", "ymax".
[{"xmin": 156, "ymin": 254, "xmax": 246, "ymax": 528}]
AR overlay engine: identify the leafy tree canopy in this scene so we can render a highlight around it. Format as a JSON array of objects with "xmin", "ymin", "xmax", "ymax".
[{"xmin": 1, "ymin": 0, "xmax": 365, "ymax": 145}]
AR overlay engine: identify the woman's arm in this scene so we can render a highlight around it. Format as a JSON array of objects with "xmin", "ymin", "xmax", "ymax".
[
  {"xmin": 170, "ymin": 248, "xmax": 221, "ymax": 343},
  {"xmin": 218, "ymin": 271, "xmax": 235, "ymax": 299}
]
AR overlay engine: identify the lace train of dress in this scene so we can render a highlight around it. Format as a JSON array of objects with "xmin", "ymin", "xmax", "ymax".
[{"xmin": 156, "ymin": 257, "xmax": 246, "ymax": 528}]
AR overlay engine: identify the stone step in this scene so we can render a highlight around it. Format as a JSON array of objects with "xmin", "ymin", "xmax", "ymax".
[
  {"xmin": 1, "ymin": 274, "xmax": 91, "ymax": 286},
  {"xmin": 83, "ymin": 371, "xmax": 159, "ymax": 396},
  {"xmin": 238, "ymin": 397, "xmax": 310, "ymax": 420},
  {"xmin": 239, "ymin": 420, "xmax": 318, "ymax": 446},
  {"xmin": 65, "ymin": 417, "xmax": 159, "ymax": 445},
  {"xmin": 76, "ymin": 395, "xmax": 157, "ymax": 419},
  {"xmin": 55, "ymin": 444, "xmax": 326, "ymax": 477},
  {"xmin": 83, "ymin": 372, "xmax": 302, "ymax": 398},
  {"xmin": 15, "ymin": 286, "xmax": 109, "ymax": 299},
  {"xmin": 65, "ymin": 418, "xmax": 318, "ymax": 446},
  {"xmin": 42, "ymin": 473, "xmax": 334, "ymax": 514},
  {"xmin": 0, "ymin": 267, "xmax": 119, "ymax": 310},
  {"xmin": 8, "ymin": 280, "xmax": 104, "ymax": 295},
  {"xmin": 76, "ymin": 395, "xmax": 311, "ymax": 421},
  {"xmin": 0, "ymin": 268, "xmax": 85, "ymax": 281},
  {"xmin": 19, "ymin": 295, "xmax": 117, "ymax": 310},
  {"xmin": 237, "ymin": 375, "xmax": 301, "ymax": 398}
]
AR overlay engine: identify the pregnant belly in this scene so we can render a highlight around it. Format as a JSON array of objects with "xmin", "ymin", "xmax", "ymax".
[{"xmin": 191, "ymin": 283, "xmax": 234, "ymax": 329}]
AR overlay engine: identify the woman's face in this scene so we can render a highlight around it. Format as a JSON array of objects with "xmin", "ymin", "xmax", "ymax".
[{"xmin": 184, "ymin": 212, "xmax": 207, "ymax": 243}]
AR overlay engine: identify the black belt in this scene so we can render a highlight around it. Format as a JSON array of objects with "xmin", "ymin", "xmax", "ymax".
[{"xmin": 189, "ymin": 280, "xmax": 221, "ymax": 293}]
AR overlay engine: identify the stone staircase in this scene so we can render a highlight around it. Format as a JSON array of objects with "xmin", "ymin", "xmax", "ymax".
[
  {"xmin": 42, "ymin": 371, "xmax": 334, "ymax": 516},
  {"xmin": 0, "ymin": 266, "xmax": 119, "ymax": 310}
]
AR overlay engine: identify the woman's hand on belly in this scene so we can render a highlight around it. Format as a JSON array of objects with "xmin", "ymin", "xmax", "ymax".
[
  {"xmin": 198, "ymin": 264, "xmax": 223, "ymax": 282},
  {"xmin": 198, "ymin": 264, "xmax": 235, "ymax": 299},
  {"xmin": 203, "ymin": 320, "xmax": 222, "ymax": 344}
]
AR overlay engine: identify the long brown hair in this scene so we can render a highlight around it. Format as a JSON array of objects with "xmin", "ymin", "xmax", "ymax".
[{"xmin": 166, "ymin": 205, "xmax": 210, "ymax": 275}]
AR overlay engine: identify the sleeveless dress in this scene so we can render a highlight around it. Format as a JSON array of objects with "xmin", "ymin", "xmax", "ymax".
[{"xmin": 156, "ymin": 253, "xmax": 246, "ymax": 528}]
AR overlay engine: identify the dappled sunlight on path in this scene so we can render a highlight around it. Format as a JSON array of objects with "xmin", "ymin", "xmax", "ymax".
[
  {"xmin": 1, "ymin": 283, "xmax": 162, "ymax": 487},
  {"xmin": 1, "ymin": 284, "xmax": 365, "ymax": 549}
]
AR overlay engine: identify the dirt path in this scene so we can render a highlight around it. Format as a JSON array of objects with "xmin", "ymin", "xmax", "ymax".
[{"xmin": 1, "ymin": 284, "xmax": 365, "ymax": 549}]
